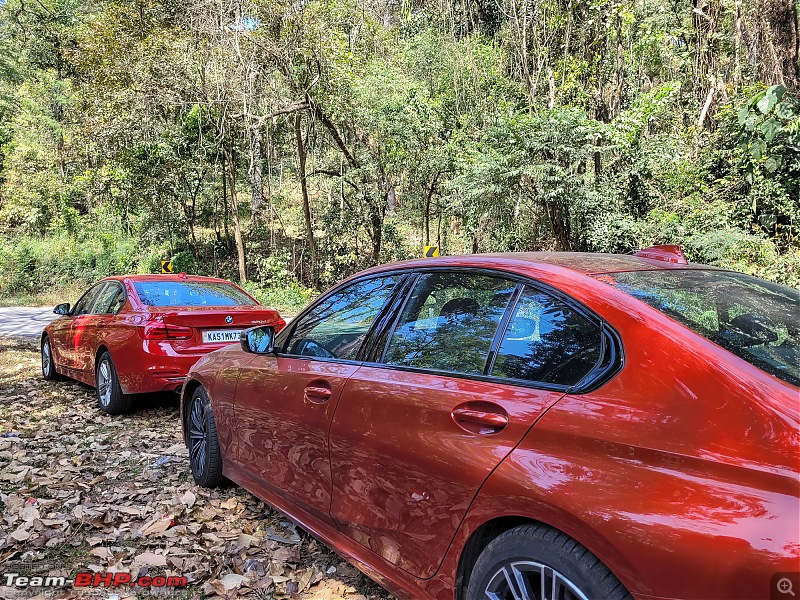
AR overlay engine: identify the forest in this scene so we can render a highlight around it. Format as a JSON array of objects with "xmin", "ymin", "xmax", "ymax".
[{"xmin": 0, "ymin": 0, "xmax": 797, "ymax": 310}]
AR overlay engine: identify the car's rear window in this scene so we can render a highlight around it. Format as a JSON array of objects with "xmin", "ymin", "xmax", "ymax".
[
  {"xmin": 594, "ymin": 270, "xmax": 799, "ymax": 386},
  {"xmin": 133, "ymin": 281, "xmax": 257, "ymax": 307}
]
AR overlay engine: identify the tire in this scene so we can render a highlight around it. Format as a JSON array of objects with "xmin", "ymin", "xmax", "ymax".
[
  {"xmin": 187, "ymin": 386, "xmax": 225, "ymax": 488},
  {"xmin": 466, "ymin": 524, "xmax": 633, "ymax": 600},
  {"xmin": 41, "ymin": 336, "xmax": 61, "ymax": 381},
  {"xmin": 95, "ymin": 351, "xmax": 133, "ymax": 415}
]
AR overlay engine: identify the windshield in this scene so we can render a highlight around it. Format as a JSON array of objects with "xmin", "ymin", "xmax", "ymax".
[
  {"xmin": 594, "ymin": 270, "xmax": 799, "ymax": 386},
  {"xmin": 133, "ymin": 281, "xmax": 257, "ymax": 308}
]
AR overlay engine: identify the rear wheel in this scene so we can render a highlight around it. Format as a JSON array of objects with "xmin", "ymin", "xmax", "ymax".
[
  {"xmin": 96, "ymin": 352, "xmax": 133, "ymax": 415},
  {"xmin": 467, "ymin": 524, "xmax": 632, "ymax": 600},
  {"xmin": 187, "ymin": 386, "xmax": 224, "ymax": 487},
  {"xmin": 41, "ymin": 336, "xmax": 61, "ymax": 381}
]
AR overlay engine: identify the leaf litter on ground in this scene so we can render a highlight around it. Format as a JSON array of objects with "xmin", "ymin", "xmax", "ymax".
[{"xmin": 0, "ymin": 337, "xmax": 394, "ymax": 599}]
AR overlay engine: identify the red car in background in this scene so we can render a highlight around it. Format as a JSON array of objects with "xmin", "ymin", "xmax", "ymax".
[
  {"xmin": 41, "ymin": 274, "xmax": 285, "ymax": 414},
  {"xmin": 182, "ymin": 246, "xmax": 798, "ymax": 600}
]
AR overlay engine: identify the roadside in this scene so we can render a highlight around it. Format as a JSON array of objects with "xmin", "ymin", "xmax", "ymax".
[
  {"xmin": 0, "ymin": 307, "xmax": 59, "ymax": 338},
  {"xmin": 0, "ymin": 286, "xmax": 87, "ymax": 309},
  {"xmin": 0, "ymin": 337, "xmax": 392, "ymax": 599}
]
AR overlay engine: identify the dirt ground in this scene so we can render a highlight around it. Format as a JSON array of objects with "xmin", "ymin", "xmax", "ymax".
[{"xmin": 0, "ymin": 337, "xmax": 393, "ymax": 600}]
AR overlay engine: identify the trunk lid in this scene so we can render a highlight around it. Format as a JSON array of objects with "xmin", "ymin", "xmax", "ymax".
[{"xmin": 149, "ymin": 306, "xmax": 285, "ymax": 353}]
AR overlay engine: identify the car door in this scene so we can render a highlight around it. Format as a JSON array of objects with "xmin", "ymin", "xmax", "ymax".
[
  {"xmin": 85, "ymin": 282, "xmax": 127, "ymax": 380},
  {"xmin": 328, "ymin": 273, "xmax": 606, "ymax": 579},
  {"xmin": 233, "ymin": 273, "xmax": 404, "ymax": 527},
  {"xmin": 72, "ymin": 282, "xmax": 118, "ymax": 376},
  {"xmin": 55, "ymin": 282, "xmax": 106, "ymax": 372}
]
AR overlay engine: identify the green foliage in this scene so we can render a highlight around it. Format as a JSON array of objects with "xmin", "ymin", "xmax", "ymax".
[
  {"xmin": 240, "ymin": 280, "xmax": 316, "ymax": 315},
  {"xmin": 0, "ymin": 234, "xmax": 154, "ymax": 297},
  {"xmin": 0, "ymin": 0, "xmax": 796, "ymax": 305}
]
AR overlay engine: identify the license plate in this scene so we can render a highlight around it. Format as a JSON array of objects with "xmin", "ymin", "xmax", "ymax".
[{"xmin": 202, "ymin": 329, "xmax": 243, "ymax": 344}]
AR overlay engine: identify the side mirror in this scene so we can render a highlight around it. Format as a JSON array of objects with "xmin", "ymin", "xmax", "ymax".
[
  {"xmin": 53, "ymin": 303, "xmax": 71, "ymax": 316},
  {"xmin": 241, "ymin": 325, "xmax": 275, "ymax": 354}
]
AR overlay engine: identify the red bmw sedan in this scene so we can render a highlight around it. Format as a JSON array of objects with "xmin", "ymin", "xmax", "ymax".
[
  {"xmin": 181, "ymin": 246, "xmax": 799, "ymax": 600},
  {"xmin": 42, "ymin": 274, "xmax": 285, "ymax": 414}
]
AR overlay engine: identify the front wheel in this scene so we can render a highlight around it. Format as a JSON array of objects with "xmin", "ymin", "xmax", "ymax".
[
  {"xmin": 187, "ymin": 386, "xmax": 224, "ymax": 488},
  {"xmin": 96, "ymin": 352, "xmax": 132, "ymax": 415},
  {"xmin": 41, "ymin": 336, "xmax": 61, "ymax": 381},
  {"xmin": 467, "ymin": 524, "xmax": 632, "ymax": 600}
]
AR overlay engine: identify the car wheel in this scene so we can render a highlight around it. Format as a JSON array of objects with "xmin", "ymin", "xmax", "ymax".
[
  {"xmin": 95, "ymin": 352, "xmax": 132, "ymax": 415},
  {"xmin": 467, "ymin": 524, "xmax": 632, "ymax": 600},
  {"xmin": 41, "ymin": 336, "xmax": 61, "ymax": 381},
  {"xmin": 187, "ymin": 386, "xmax": 225, "ymax": 488}
]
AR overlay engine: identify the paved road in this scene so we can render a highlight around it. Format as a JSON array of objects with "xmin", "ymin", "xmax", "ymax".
[{"xmin": 0, "ymin": 307, "xmax": 59, "ymax": 338}]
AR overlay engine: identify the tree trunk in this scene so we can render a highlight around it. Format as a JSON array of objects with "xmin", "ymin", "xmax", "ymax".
[
  {"xmin": 747, "ymin": 0, "xmax": 800, "ymax": 89},
  {"xmin": 295, "ymin": 113, "xmax": 316, "ymax": 282},
  {"xmin": 386, "ymin": 185, "xmax": 396, "ymax": 215},
  {"xmin": 249, "ymin": 122, "xmax": 263, "ymax": 218},
  {"xmin": 223, "ymin": 143, "xmax": 247, "ymax": 283},
  {"xmin": 370, "ymin": 208, "xmax": 383, "ymax": 261},
  {"xmin": 221, "ymin": 150, "xmax": 233, "ymax": 252}
]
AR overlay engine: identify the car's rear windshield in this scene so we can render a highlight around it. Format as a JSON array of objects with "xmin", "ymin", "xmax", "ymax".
[
  {"xmin": 133, "ymin": 281, "xmax": 257, "ymax": 308},
  {"xmin": 594, "ymin": 269, "xmax": 799, "ymax": 386}
]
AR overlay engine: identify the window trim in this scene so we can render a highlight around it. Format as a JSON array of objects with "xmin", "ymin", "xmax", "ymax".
[
  {"xmin": 484, "ymin": 282, "xmax": 607, "ymax": 388},
  {"xmin": 70, "ymin": 282, "xmax": 107, "ymax": 316},
  {"xmin": 274, "ymin": 266, "xmax": 624, "ymax": 393},
  {"xmin": 94, "ymin": 281, "xmax": 127, "ymax": 315},
  {"xmin": 274, "ymin": 273, "xmax": 408, "ymax": 363},
  {"xmin": 375, "ymin": 271, "xmax": 521, "ymax": 370}
]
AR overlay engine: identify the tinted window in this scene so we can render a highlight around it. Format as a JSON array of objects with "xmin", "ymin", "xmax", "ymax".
[
  {"xmin": 598, "ymin": 269, "xmax": 800, "ymax": 386},
  {"xmin": 285, "ymin": 275, "xmax": 400, "ymax": 360},
  {"xmin": 133, "ymin": 281, "xmax": 256, "ymax": 307},
  {"xmin": 94, "ymin": 283, "xmax": 125, "ymax": 314},
  {"xmin": 72, "ymin": 283, "xmax": 106, "ymax": 316},
  {"xmin": 383, "ymin": 273, "xmax": 515, "ymax": 375},
  {"xmin": 492, "ymin": 287, "xmax": 601, "ymax": 386}
]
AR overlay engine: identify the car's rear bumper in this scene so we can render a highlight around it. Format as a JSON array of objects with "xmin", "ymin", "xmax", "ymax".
[{"xmin": 116, "ymin": 341, "xmax": 224, "ymax": 394}]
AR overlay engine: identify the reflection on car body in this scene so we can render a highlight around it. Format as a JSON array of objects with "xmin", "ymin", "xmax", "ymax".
[{"xmin": 181, "ymin": 246, "xmax": 799, "ymax": 600}]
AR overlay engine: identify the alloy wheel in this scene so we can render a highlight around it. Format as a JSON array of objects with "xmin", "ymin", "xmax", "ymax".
[
  {"xmin": 483, "ymin": 561, "xmax": 589, "ymax": 600},
  {"xmin": 97, "ymin": 360, "xmax": 112, "ymax": 408},
  {"xmin": 42, "ymin": 339, "xmax": 51, "ymax": 377},
  {"xmin": 188, "ymin": 394, "xmax": 207, "ymax": 476}
]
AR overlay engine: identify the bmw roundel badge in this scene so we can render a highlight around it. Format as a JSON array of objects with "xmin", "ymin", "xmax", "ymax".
[{"xmin": 225, "ymin": 315, "xmax": 233, "ymax": 324}]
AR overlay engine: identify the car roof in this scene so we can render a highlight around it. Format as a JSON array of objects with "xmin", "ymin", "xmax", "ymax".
[
  {"xmin": 357, "ymin": 252, "xmax": 721, "ymax": 277},
  {"xmin": 103, "ymin": 274, "xmax": 240, "ymax": 285}
]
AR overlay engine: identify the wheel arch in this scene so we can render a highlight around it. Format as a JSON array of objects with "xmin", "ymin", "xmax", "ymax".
[
  {"xmin": 181, "ymin": 378, "xmax": 204, "ymax": 446},
  {"xmin": 453, "ymin": 512, "xmax": 636, "ymax": 600},
  {"xmin": 454, "ymin": 516, "xmax": 533, "ymax": 600},
  {"xmin": 94, "ymin": 345, "xmax": 110, "ymax": 384},
  {"xmin": 95, "ymin": 344, "xmax": 109, "ymax": 366}
]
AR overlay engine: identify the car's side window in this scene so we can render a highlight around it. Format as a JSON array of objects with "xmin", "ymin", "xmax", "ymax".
[
  {"xmin": 382, "ymin": 272, "xmax": 516, "ymax": 375},
  {"xmin": 94, "ymin": 283, "xmax": 125, "ymax": 315},
  {"xmin": 72, "ymin": 283, "xmax": 107, "ymax": 316},
  {"xmin": 283, "ymin": 275, "xmax": 400, "ymax": 361},
  {"xmin": 491, "ymin": 286, "xmax": 601, "ymax": 386}
]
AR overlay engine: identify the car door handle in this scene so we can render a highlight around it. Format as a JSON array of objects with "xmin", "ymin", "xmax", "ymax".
[
  {"xmin": 451, "ymin": 403, "xmax": 509, "ymax": 434},
  {"xmin": 304, "ymin": 384, "xmax": 332, "ymax": 404}
]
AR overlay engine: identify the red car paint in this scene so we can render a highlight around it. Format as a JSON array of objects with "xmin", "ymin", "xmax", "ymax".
[
  {"xmin": 181, "ymin": 252, "xmax": 799, "ymax": 600},
  {"xmin": 43, "ymin": 274, "xmax": 285, "ymax": 395}
]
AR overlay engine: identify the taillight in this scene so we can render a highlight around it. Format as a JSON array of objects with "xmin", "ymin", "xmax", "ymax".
[{"xmin": 139, "ymin": 320, "xmax": 193, "ymax": 340}]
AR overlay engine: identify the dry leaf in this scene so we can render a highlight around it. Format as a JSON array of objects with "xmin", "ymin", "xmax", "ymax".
[
  {"xmin": 220, "ymin": 498, "xmax": 238, "ymax": 510},
  {"xmin": 10, "ymin": 527, "xmax": 30, "ymax": 542},
  {"xmin": 90, "ymin": 547, "xmax": 114, "ymax": 560},
  {"xmin": 0, "ymin": 341, "xmax": 396, "ymax": 600},
  {"xmin": 133, "ymin": 551, "xmax": 168, "ymax": 567},
  {"xmin": 179, "ymin": 490, "xmax": 196, "ymax": 508}
]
